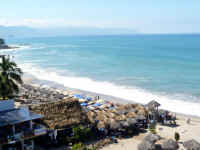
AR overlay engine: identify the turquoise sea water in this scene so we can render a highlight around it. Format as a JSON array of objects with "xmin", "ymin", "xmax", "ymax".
[{"xmin": 1, "ymin": 34, "xmax": 200, "ymax": 116}]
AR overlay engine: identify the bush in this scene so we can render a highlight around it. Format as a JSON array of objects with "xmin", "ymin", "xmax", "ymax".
[
  {"xmin": 0, "ymin": 39, "xmax": 5, "ymax": 45},
  {"xmin": 149, "ymin": 122, "xmax": 157, "ymax": 134},
  {"xmin": 72, "ymin": 143, "xmax": 87, "ymax": 150},
  {"xmin": 174, "ymin": 132, "xmax": 180, "ymax": 142},
  {"xmin": 73, "ymin": 125, "xmax": 94, "ymax": 142}
]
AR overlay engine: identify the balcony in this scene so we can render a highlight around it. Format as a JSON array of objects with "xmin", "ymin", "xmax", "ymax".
[
  {"xmin": 33, "ymin": 124, "xmax": 47, "ymax": 136},
  {"xmin": 0, "ymin": 124, "xmax": 47, "ymax": 145}
]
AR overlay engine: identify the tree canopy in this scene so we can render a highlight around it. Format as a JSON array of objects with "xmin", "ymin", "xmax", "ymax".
[
  {"xmin": 0, "ymin": 38, "xmax": 5, "ymax": 45},
  {"xmin": 0, "ymin": 56, "xmax": 23, "ymax": 99}
]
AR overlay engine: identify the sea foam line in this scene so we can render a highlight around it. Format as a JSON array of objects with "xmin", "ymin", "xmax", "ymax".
[{"xmin": 20, "ymin": 63, "xmax": 200, "ymax": 117}]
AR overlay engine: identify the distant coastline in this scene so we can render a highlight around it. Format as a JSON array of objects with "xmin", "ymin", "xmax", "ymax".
[
  {"xmin": 0, "ymin": 38, "xmax": 19, "ymax": 50},
  {"xmin": 0, "ymin": 45, "xmax": 19, "ymax": 50}
]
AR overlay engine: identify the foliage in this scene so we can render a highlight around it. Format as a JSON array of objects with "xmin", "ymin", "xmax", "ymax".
[
  {"xmin": 174, "ymin": 132, "xmax": 180, "ymax": 142},
  {"xmin": 149, "ymin": 122, "xmax": 157, "ymax": 134},
  {"xmin": 0, "ymin": 56, "xmax": 23, "ymax": 99},
  {"xmin": 72, "ymin": 143, "xmax": 87, "ymax": 150},
  {"xmin": 0, "ymin": 38, "xmax": 5, "ymax": 45},
  {"xmin": 73, "ymin": 125, "xmax": 94, "ymax": 142}
]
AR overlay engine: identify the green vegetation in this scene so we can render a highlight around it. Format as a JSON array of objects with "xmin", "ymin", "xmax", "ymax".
[
  {"xmin": 0, "ymin": 38, "xmax": 5, "ymax": 45},
  {"xmin": 72, "ymin": 143, "xmax": 87, "ymax": 150},
  {"xmin": 174, "ymin": 132, "xmax": 180, "ymax": 142},
  {"xmin": 149, "ymin": 122, "xmax": 157, "ymax": 134},
  {"xmin": 72, "ymin": 125, "xmax": 94, "ymax": 143},
  {"xmin": 72, "ymin": 143, "xmax": 96, "ymax": 150},
  {"xmin": 0, "ymin": 56, "xmax": 23, "ymax": 99}
]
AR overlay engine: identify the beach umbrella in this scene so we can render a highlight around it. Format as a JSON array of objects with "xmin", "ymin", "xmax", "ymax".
[
  {"xmin": 97, "ymin": 121, "xmax": 106, "ymax": 129},
  {"xmin": 87, "ymin": 106, "xmax": 95, "ymax": 110},
  {"xmin": 88, "ymin": 101, "xmax": 95, "ymax": 105},
  {"xmin": 62, "ymin": 91, "xmax": 69, "ymax": 96},
  {"xmin": 118, "ymin": 110, "xmax": 128, "ymax": 115},
  {"xmin": 86, "ymin": 97, "xmax": 92, "ymax": 101},
  {"xmin": 144, "ymin": 133, "xmax": 161, "ymax": 143},
  {"xmin": 79, "ymin": 99, "xmax": 87, "ymax": 103},
  {"xmin": 127, "ymin": 118, "xmax": 137, "ymax": 126},
  {"xmin": 96, "ymin": 99, "xmax": 104, "ymax": 103},
  {"xmin": 126, "ymin": 112, "xmax": 137, "ymax": 118},
  {"xmin": 74, "ymin": 94, "xmax": 85, "ymax": 99},
  {"xmin": 121, "ymin": 120, "xmax": 130, "ymax": 128},
  {"xmin": 138, "ymin": 140, "xmax": 156, "ymax": 150},
  {"xmin": 162, "ymin": 139, "xmax": 179, "ymax": 150},
  {"xmin": 93, "ymin": 103, "xmax": 103, "ymax": 107},
  {"xmin": 136, "ymin": 115, "xmax": 146, "ymax": 121},
  {"xmin": 110, "ymin": 120, "xmax": 121, "ymax": 130},
  {"xmin": 81, "ymin": 103, "xmax": 88, "ymax": 106},
  {"xmin": 183, "ymin": 139, "xmax": 200, "ymax": 150}
]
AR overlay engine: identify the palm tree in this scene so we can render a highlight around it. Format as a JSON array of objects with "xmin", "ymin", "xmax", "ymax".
[
  {"xmin": 0, "ymin": 55, "xmax": 23, "ymax": 99},
  {"xmin": 0, "ymin": 38, "xmax": 5, "ymax": 45}
]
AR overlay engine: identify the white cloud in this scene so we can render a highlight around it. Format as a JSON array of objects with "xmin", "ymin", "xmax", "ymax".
[
  {"xmin": 0, "ymin": 18, "xmax": 138, "ymax": 29},
  {"xmin": 0, "ymin": 18, "xmax": 98, "ymax": 27}
]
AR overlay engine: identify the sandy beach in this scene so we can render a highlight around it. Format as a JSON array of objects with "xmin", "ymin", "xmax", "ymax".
[
  {"xmin": 22, "ymin": 76, "xmax": 200, "ymax": 150},
  {"xmin": 101, "ymin": 115, "xmax": 200, "ymax": 150}
]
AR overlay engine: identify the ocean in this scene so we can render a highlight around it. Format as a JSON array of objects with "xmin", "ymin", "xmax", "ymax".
[{"xmin": 1, "ymin": 34, "xmax": 200, "ymax": 116}]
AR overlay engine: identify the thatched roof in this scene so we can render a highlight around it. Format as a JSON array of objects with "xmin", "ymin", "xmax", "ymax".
[
  {"xmin": 183, "ymin": 139, "xmax": 200, "ymax": 150},
  {"xmin": 144, "ymin": 133, "xmax": 161, "ymax": 143},
  {"xmin": 127, "ymin": 118, "xmax": 137, "ymax": 126},
  {"xmin": 30, "ymin": 98, "xmax": 89, "ymax": 129},
  {"xmin": 87, "ymin": 103, "xmax": 147, "ymax": 130},
  {"xmin": 109, "ymin": 120, "xmax": 122, "ymax": 130},
  {"xmin": 146, "ymin": 100, "xmax": 161, "ymax": 110},
  {"xmin": 162, "ymin": 139, "xmax": 179, "ymax": 150},
  {"xmin": 30, "ymin": 97, "xmax": 148, "ymax": 131},
  {"xmin": 138, "ymin": 140, "xmax": 156, "ymax": 150}
]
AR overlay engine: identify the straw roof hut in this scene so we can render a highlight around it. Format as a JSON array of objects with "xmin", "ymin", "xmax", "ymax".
[
  {"xmin": 97, "ymin": 121, "xmax": 107, "ymax": 129},
  {"xmin": 162, "ymin": 139, "xmax": 179, "ymax": 150},
  {"xmin": 110, "ymin": 119, "xmax": 122, "ymax": 130},
  {"xmin": 127, "ymin": 118, "xmax": 137, "ymax": 126},
  {"xmin": 87, "ymin": 111, "xmax": 97, "ymax": 124},
  {"xmin": 183, "ymin": 139, "xmax": 200, "ymax": 150},
  {"xmin": 30, "ymin": 98, "xmax": 90, "ymax": 129},
  {"xmin": 138, "ymin": 140, "xmax": 156, "ymax": 150},
  {"xmin": 144, "ymin": 133, "xmax": 161, "ymax": 143},
  {"xmin": 136, "ymin": 114, "xmax": 146, "ymax": 121},
  {"xmin": 146, "ymin": 100, "xmax": 161, "ymax": 111},
  {"xmin": 126, "ymin": 112, "xmax": 137, "ymax": 118},
  {"xmin": 121, "ymin": 120, "xmax": 130, "ymax": 128}
]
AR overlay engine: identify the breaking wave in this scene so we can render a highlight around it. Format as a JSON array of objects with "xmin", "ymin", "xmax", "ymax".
[{"xmin": 20, "ymin": 63, "xmax": 200, "ymax": 117}]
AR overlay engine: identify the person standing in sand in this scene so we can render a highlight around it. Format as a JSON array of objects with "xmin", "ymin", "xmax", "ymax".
[{"xmin": 187, "ymin": 118, "xmax": 191, "ymax": 124}]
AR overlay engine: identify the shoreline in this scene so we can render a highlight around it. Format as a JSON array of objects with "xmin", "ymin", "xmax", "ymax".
[
  {"xmin": 22, "ymin": 74, "xmax": 200, "ymax": 150},
  {"xmin": 0, "ymin": 44, "xmax": 19, "ymax": 50},
  {"xmin": 22, "ymin": 74, "xmax": 200, "ymax": 119}
]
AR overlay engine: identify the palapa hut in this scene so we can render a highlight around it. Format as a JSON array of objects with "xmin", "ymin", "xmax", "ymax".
[
  {"xmin": 183, "ymin": 139, "xmax": 200, "ymax": 150},
  {"xmin": 109, "ymin": 119, "xmax": 122, "ymax": 131},
  {"xmin": 162, "ymin": 139, "xmax": 179, "ymax": 150},
  {"xmin": 30, "ymin": 98, "xmax": 90, "ymax": 130},
  {"xmin": 147, "ymin": 100, "xmax": 160, "ymax": 111},
  {"xmin": 146, "ymin": 100, "xmax": 161, "ymax": 122}
]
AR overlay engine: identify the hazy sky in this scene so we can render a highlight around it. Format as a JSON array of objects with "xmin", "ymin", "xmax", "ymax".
[{"xmin": 0, "ymin": 0, "xmax": 200, "ymax": 33}]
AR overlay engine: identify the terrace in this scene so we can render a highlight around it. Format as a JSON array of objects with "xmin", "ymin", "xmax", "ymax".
[{"xmin": 0, "ymin": 100, "xmax": 47, "ymax": 149}]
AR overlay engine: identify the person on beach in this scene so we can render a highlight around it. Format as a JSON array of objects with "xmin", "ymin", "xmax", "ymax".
[{"xmin": 187, "ymin": 118, "xmax": 191, "ymax": 124}]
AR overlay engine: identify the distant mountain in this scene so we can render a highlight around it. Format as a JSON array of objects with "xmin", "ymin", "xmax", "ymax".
[
  {"xmin": 0, "ymin": 26, "xmax": 39, "ymax": 38},
  {"xmin": 0, "ymin": 25, "xmax": 138, "ymax": 38}
]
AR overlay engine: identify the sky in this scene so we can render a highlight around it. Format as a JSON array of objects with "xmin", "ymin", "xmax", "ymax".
[{"xmin": 0, "ymin": 0, "xmax": 200, "ymax": 33}]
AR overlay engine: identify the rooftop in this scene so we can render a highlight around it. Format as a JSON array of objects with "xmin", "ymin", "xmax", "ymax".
[{"xmin": 0, "ymin": 107, "xmax": 43, "ymax": 127}]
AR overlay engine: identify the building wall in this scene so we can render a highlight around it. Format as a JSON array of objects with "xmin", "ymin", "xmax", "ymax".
[{"xmin": 0, "ymin": 100, "xmax": 15, "ymax": 112}]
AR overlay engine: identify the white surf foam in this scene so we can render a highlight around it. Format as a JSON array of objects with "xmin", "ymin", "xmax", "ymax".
[
  {"xmin": 20, "ymin": 63, "xmax": 200, "ymax": 117},
  {"xmin": 0, "ymin": 45, "xmax": 31, "ymax": 52}
]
